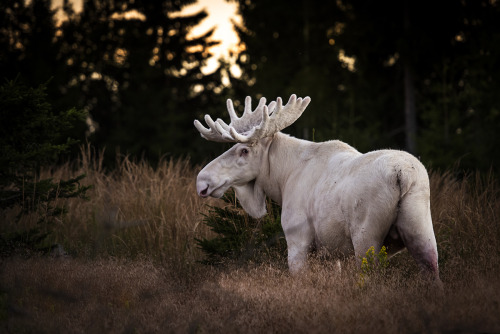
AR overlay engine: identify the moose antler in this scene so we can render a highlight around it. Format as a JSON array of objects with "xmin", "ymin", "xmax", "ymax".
[{"xmin": 194, "ymin": 94, "xmax": 311, "ymax": 143}]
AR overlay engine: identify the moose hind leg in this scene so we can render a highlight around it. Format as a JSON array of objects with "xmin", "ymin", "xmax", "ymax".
[
  {"xmin": 383, "ymin": 225, "xmax": 406, "ymax": 257},
  {"xmin": 396, "ymin": 194, "xmax": 440, "ymax": 281}
]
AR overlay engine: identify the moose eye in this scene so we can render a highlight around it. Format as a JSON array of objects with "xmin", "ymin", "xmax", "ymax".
[{"xmin": 240, "ymin": 148, "xmax": 249, "ymax": 156}]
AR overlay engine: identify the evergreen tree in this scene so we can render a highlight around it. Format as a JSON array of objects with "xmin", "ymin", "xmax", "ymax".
[
  {"xmin": 0, "ymin": 0, "xmax": 62, "ymax": 101},
  {"xmin": 229, "ymin": 0, "xmax": 386, "ymax": 151},
  {"xmin": 0, "ymin": 78, "xmax": 89, "ymax": 253},
  {"xmin": 1, "ymin": 0, "xmax": 229, "ymax": 164},
  {"xmin": 334, "ymin": 0, "xmax": 469, "ymax": 154},
  {"xmin": 417, "ymin": 0, "xmax": 500, "ymax": 171},
  {"xmin": 57, "ymin": 0, "xmax": 228, "ymax": 162},
  {"xmin": 231, "ymin": 0, "xmax": 500, "ymax": 171}
]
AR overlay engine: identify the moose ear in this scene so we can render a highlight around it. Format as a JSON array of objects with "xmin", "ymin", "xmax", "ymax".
[{"xmin": 233, "ymin": 182, "xmax": 267, "ymax": 219}]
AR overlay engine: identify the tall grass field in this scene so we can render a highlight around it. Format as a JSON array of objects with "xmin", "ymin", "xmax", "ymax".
[{"xmin": 1, "ymin": 148, "xmax": 499, "ymax": 333}]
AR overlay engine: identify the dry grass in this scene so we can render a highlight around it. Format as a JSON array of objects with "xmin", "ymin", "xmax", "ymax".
[
  {"xmin": 429, "ymin": 170, "xmax": 500, "ymax": 277},
  {"xmin": 33, "ymin": 145, "xmax": 217, "ymax": 266},
  {"xmin": 1, "ymin": 257, "xmax": 499, "ymax": 333},
  {"xmin": 1, "ymin": 152, "xmax": 499, "ymax": 333}
]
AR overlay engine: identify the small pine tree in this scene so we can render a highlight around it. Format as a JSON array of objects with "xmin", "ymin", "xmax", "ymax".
[
  {"xmin": 196, "ymin": 191, "xmax": 286, "ymax": 265},
  {"xmin": 0, "ymin": 77, "xmax": 90, "ymax": 254}
]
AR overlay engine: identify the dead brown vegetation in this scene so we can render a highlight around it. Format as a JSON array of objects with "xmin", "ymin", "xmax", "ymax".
[
  {"xmin": 1, "ymin": 152, "xmax": 499, "ymax": 333},
  {"xmin": 1, "ymin": 256, "xmax": 499, "ymax": 333}
]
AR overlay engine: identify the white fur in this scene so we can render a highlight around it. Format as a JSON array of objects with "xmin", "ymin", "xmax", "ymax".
[{"xmin": 197, "ymin": 132, "xmax": 440, "ymax": 280}]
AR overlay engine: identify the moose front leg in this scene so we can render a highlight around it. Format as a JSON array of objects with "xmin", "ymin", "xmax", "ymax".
[{"xmin": 282, "ymin": 211, "xmax": 314, "ymax": 275}]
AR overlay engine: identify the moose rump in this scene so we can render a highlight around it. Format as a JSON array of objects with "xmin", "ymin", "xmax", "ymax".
[{"xmin": 316, "ymin": 149, "xmax": 439, "ymax": 276}]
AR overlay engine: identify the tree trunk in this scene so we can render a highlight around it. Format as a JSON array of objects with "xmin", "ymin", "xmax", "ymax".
[
  {"xmin": 404, "ymin": 62, "xmax": 417, "ymax": 154},
  {"xmin": 403, "ymin": 0, "xmax": 417, "ymax": 155}
]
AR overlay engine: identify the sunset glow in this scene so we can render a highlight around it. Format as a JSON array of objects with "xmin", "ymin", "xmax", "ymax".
[{"xmin": 50, "ymin": 0, "xmax": 241, "ymax": 74}]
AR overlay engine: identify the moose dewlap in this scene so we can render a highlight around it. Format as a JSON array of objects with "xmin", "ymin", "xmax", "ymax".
[{"xmin": 194, "ymin": 95, "xmax": 440, "ymax": 281}]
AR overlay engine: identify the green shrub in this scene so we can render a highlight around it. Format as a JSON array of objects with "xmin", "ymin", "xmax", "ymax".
[
  {"xmin": 0, "ymin": 78, "xmax": 90, "ymax": 255},
  {"xmin": 196, "ymin": 191, "xmax": 286, "ymax": 265}
]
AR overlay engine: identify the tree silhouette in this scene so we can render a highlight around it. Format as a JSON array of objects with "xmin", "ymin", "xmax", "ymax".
[
  {"xmin": 0, "ymin": 78, "xmax": 90, "ymax": 253},
  {"xmin": 1, "ymin": 0, "xmax": 499, "ymax": 170},
  {"xmin": 231, "ymin": 0, "xmax": 500, "ymax": 171},
  {"xmin": 0, "ymin": 0, "xmax": 61, "ymax": 97},
  {"xmin": 1, "ymin": 0, "xmax": 228, "ymax": 163},
  {"xmin": 57, "ymin": 0, "xmax": 227, "ymax": 161},
  {"xmin": 229, "ymin": 0, "xmax": 379, "ymax": 149}
]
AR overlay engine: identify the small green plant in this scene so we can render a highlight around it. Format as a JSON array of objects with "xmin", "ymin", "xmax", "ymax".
[
  {"xmin": 196, "ymin": 191, "xmax": 286, "ymax": 265},
  {"xmin": 358, "ymin": 246, "xmax": 389, "ymax": 287}
]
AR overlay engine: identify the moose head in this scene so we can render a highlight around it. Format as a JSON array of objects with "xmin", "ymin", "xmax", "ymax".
[{"xmin": 194, "ymin": 95, "xmax": 310, "ymax": 218}]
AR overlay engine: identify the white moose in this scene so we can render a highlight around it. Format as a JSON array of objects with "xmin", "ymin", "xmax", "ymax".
[{"xmin": 194, "ymin": 94, "xmax": 440, "ymax": 281}]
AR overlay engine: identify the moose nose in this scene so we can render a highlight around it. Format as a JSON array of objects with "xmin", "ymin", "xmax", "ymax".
[
  {"xmin": 197, "ymin": 169, "xmax": 215, "ymax": 198},
  {"xmin": 199, "ymin": 185, "xmax": 209, "ymax": 197},
  {"xmin": 197, "ymin": 177, "xmax": 210, "ymax": 197}
]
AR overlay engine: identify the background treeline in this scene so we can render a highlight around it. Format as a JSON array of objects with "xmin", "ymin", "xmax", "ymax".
[{"xmin": 1, "ymin": 0, "xmax": 499, "ymax": 171}]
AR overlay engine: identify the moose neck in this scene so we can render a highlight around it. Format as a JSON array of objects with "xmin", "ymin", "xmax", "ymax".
[
  {"xmin": 257, "ymin": 132, "xmax": 314, "ymax": 205},
  {"xmin": 232, "ymin": 132, "xmax": 308, "ymax": 218}
]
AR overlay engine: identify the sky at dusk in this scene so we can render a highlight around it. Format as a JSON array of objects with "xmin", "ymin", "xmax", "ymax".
[{"xmin": 50, "ymin": 0, "xmax": 241, "ymax": 73}]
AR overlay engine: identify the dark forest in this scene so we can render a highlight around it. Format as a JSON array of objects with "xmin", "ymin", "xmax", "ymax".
[{"xmin": 1, "ymin": 0, "xmax": 499, "ymax": 171}]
